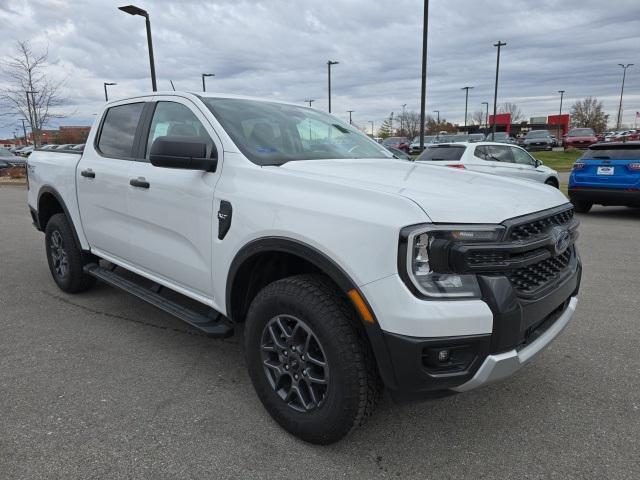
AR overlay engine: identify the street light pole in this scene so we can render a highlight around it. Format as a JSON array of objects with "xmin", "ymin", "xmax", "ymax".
[
  {"xmin": 202, "ymin": 73, "xmax": 215, "ymax": 92},
  {"xmin": 347, "ymin": 110, "xmax": 354, "ymax": 125},
  {"xmin": 491, "ymin": 41, "xmax": 507, "ymax": 141},
  {"xmin": 433, "ymin": 110, "xmax": 440, "ymax": 124},
  {"xmin": 419, "ymin": 0, "xmax": 430, "ymax": 151},
  {"xmin": 557, "ymin": 90, "xmax": 565, "ymax": 116},
  {"xmin": 401, "ymin": 103, "xmax": 407, "ymax": 135},
  {"xmin": 461, "ymin": 86, "xmax": 473, "ymax": 128},
  {"xmin": 481, "ymin": 102, "xmax": 489, "ymax": 135},
  {"xmin": 369, "ymin": 121, "xmax": 374, "ymax": 137},
  {"xmin": 104, "ymin": 82, "xmax": 117, "ymax": 102},
  {"xmin": 327, "ymin": 60, "xmax": 339, "ymax": 113},
  {"xmin": 616, "ymin": 64, "xmax": 633, "ymax": 130},
  {"xmin": 118, "ymin": 5, "xmax": 157, "ymax": 92},
  {"xmin": 304, "ymin": 99, "xmax": 315, "ymax": 107}
]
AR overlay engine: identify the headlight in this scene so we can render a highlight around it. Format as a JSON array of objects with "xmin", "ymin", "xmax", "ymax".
[{"xmin": 402, "ymin": 225, "xmax": 504, "ymax": 298}]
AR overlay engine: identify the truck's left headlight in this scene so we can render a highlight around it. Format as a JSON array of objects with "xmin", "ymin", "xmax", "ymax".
[{"xmin": 401, "ymin": 225, "xmax": 504, "ymax": 299}]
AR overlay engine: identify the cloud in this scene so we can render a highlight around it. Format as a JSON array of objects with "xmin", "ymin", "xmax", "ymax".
[{"xmin": 1, "ymin": 0, "xmax": 639, "ymax": 138}]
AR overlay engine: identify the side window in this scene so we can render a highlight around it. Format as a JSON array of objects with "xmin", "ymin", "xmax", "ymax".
[
  {"xmin": 146, "ymin": 102, "xmax": 215, "ymax": 159},
  {"xmin": 474, "ymin": 145, "xmax": 490, "ymax": 161},
  {"xmin": 97, "ymin": 103, "xmax": 144, "ymax": 158},
  {"xmin": 511, "ymin": 147, "xmax": 536, "ymax": 166},
  {"xmin": 487, "ymin": 145, "xmax": 513, "ymax": 163}
]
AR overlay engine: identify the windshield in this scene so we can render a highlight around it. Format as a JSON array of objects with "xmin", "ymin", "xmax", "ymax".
[
  {"xmin": 469, "ymin": 134, "xmax": 485, "ymax": 140},
  {"xmin": 526, "ymin": 130, "xmax": 550, "ymax": 138},
  {"xmin": 412, "ymin": 135, "xmax": 434, "ymax": 143},
  {"xmin": 382, "ymin": 137, "xmax": 406, "ymax": 145},
  {"xmin": 203, "ymin": 98, "xmax": 392, "ymax": 165},
  {"xmin": 488, "ymin": 132, "xmax": 507, "ymax": 139},
  {"xmin": 416, "ymin": 145, "xmax": 466, "ymax": 161},
  {"xmin": 437, "ymin": 134, "xmax": 468, "ymax": 143},
  {"xmin": 568, "ymin": 128, "xmax": 595, "ymax": 137}
]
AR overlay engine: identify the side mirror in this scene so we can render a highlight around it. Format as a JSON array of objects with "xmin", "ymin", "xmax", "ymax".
[
  {"xmin": 149, "ymin": 136, "xmax": 217, "ymax": 172},
  {"xmin": 535, "ymin": 159, "xmax": 543, "ymax": 167}
]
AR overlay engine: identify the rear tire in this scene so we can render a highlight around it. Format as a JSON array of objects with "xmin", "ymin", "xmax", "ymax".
[
  {"xmin": 244, "ymin": 274, "xmax": 381, "ymax": 444},
  {"xmin": 571, "ymin": 199, "xmax": 592, "ymax": 213},
  {"xmin": 45, "ymin": 213, "xmax": 97, "ymax": 293}
]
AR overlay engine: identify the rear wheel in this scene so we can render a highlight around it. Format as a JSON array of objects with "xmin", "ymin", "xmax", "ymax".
[
  {"xmin": 244, "ymin": 274, "xmax": 381, "ymax": 444},
  {"xmin": 45, "ymin": 213, "xmax": 96, "ymax": 293},
  {"xmin": 571, "ymin": 199, "xmax": 592, "ymax": 213}
]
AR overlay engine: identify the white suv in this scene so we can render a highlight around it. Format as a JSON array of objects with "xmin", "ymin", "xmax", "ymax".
[{"xmin": 415, "ymin": 142, "xmax": 560, "ymax": 187}]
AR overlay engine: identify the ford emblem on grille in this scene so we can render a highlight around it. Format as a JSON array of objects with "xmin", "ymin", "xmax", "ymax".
[{"xmin": 550, "ymin": 226, "xmax": 571, "ymax": 255}]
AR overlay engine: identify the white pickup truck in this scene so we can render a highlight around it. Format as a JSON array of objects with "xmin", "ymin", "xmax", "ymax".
[{"xmin": 27, "ymin": 92, "xmax": 581, "ymax": 444}]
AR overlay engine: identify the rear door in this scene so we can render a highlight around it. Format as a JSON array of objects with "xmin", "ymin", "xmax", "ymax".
[
  {"xmin": 77, "ymin": 101, "xmax": 148, "ymax": 262},
  {"xmin": 126, "ymin": 97, "xmax": 223, "ymax": 300}
]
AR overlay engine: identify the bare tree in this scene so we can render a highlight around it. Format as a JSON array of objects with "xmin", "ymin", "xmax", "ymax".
[
  {"xmin": 0, "ymin": 41, "xmax": 67, "ymax": 146},
  {"xmin": 498, "ymin": 102, "xmax": 525, "ymax": 122},
  {"xmin": 570, "ymin": 97, "xmax": 608, "ymax": 133},
  {"xmin": 396, "ymin": 110, "xmax": 421, "ymax": 139},
  {"xmin": 471, "ymin": 110, "xmax": 485, "ymax": 125}
]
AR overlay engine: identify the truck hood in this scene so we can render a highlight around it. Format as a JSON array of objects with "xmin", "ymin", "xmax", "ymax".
[{"xmin": 277, "ymin": 159, "xmax": 568, "ymax": 223}]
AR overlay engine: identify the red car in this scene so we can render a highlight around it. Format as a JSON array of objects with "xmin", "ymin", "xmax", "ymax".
[
  {"xmin": 381, "ymin": 136, "xmax": 410, "ymax": 153},
  {"xmin": 563, "ymin": 128, "xmax": 598, "ymax": 149}
]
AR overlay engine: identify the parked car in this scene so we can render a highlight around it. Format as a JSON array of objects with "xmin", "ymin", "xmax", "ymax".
[
  {"xmin": 39, "ymin": 144, "xmax": 58, "ymax": 150},
  {"xmin": 409, "ymin": 135, "xmax": 435, "ymax": 154},
  {"xmin": 416, "ymin": 142, "xmax": 559, "ymax": 186},
  {"xmin": 27, "ymin": 92, "xmax": 580, "ymax": 444},
  {"xmin": 385, "ymin": 146, "xmax": 413, "ymax": 160},
  {"xmin": 484, "ymin": 131, "xmax": 517, "ymax": 144},
  {"xmin": 563, "ymin": 128, "xmax": 597, "ymax": 149},
  {"xmin": 381, "ymin": 136, "xmax": 410, "ymax": 153},
  {"xmin": 568, "ymin": 142, "xmax": 640, "ymax": 212},
  {"xmin": 468, "ymin": 133, "xmax": 486, "ymax": 143},
  {"xmin": 71, "ymin": 144, "xmax": 85, "ymax": 151},
  {"xmin": 51, "ymin": 144, "xmax": 75, "ymax": 150},
  {"xmin": 0, "ymin": 146, "xmax": 17, "ymax": 160},
  {"xmin": 435, "ymin": 134, "xmax": 469, "ymax": 144},
  {"xmin": 15, "ymin": 145, "xmax": 34, "ymax": 157},
  {"xmin": 521, "ymin": 130, "xmax": 554, "ymax": 151}
]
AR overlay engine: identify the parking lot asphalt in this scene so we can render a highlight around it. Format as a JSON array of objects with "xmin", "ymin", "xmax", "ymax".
[{"xmin": 1, "ymin": 184, "xmax": 639, "ymax": 479}]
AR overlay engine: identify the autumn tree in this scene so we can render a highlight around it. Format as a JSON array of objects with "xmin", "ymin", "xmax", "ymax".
[
  {"xmin": 499, "ymin": 102, "xmax": 525, "ymax": 122},
  {"xmin": 396, "ymin": 110, "xmax": 421, "ymax": 139},
  {"xmin": 570, "ymin": 97, "xmax": 608, "ymax": 133},
  {"xmin": 378, "ymin": 113, "xmax": 395, "ymax": 138},
  {"xmin": 0, "ymin": 41, "xmax": 67, "ymax": 146}
]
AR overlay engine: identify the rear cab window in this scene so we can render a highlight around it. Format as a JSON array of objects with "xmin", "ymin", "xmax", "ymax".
[
  {"xmin": 416, "ymin": 145, "xmax": 466, "ymax": 161},
  {"xmin": 97, "ymin": 102, "xmax": 145, "ymax": 158}
]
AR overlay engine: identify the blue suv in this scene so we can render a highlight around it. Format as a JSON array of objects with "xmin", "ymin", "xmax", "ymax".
[{"xmin": 568, "ymin": 142, "xmax": 640, "ymax": 213}]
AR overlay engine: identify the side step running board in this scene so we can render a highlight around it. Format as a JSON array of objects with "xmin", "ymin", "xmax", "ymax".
[{"xmin": 83, "ymin": 263, "xmax": 234, "ymax": 338}]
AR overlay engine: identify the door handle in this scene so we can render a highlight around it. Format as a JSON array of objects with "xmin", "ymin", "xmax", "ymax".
[
  {"xmin": 81, "ymin": 169, "xmax": 95, "ymax": 178},
  {"xmin": 129, "ymin": 177, "xmax": 150, "ymax": 189}
]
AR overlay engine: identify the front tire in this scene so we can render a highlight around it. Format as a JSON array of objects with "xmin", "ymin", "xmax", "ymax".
[
  {"xmin": 545, "ymin": 178, "xmax": 559, "ymax": 188},
  {"xmin": 45, "ymin": 213, "xmax": 96, "ymax": 293},
  {"xmin": 245, "ymin": 274, "xmax": 381, "ymax": 444}
]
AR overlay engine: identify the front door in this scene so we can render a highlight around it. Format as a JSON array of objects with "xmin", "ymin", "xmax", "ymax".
[
  {"xmin": 510, "ymin": 146, "xmax": 547, "ymax": 182},
  {"xmin": 77, "ymin": 101, "xmax": 147, "ymax": 262},
  {"xmin": 126, "ymin": 98, "xmax": 223, "ymax": 300}
]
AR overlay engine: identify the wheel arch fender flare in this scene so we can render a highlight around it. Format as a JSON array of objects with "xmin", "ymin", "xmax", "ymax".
[
  {"xmin": 36, "ymin": 185, "xmax": 84, "ymax": 252},
  {"xmin": 226, "ymin": 236, "xmax": 398, "ymax": 389}
]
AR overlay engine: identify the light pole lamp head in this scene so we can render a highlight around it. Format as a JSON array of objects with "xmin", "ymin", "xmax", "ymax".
[
  {"xmin": 328, "ymin": 60, "xmax": 339, "ymax": 66},
  {"xmin": 105, "ymin": 82, "xmax": 117, "ymax": 86},
  {"xmin": 119, "ymin": 5, "xmax": 148, "ymax": 17},
  {"xmin": 202, "ymin": 73, "xmax": 215, "ymax": 78}
]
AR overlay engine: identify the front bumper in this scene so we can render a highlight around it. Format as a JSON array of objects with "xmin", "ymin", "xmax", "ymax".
[
  {"xmin": 363, "ymin": 256, "xmax": 581, "ymax": 400},
  {"xmin": 452, "ymin": 296, "xmax": 577, "ymax": 392}
]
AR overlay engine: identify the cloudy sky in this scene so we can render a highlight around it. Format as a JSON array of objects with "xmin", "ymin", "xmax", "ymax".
[{"xmin": 0, "ymin": 0, "xmax": 639, "ymax": 138}]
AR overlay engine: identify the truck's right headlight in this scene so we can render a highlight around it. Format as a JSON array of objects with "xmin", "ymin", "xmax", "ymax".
[{"xmin": 401, "ymin": 225, "xmax": 504, "ymax": 299}]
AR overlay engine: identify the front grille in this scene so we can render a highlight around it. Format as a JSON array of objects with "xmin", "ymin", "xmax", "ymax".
[
  {"xmin": 508, "ymin": 208, "xmax": 574, "ymax": 241},
  {"xmin": 506, "ymin": 247, "xmax": 573, "ymax": 295}
]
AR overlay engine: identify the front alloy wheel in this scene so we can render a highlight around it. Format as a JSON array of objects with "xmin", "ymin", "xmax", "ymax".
[{"xmin": 261, "ymin": 314, "xmax": 329, "ymax": 412}]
